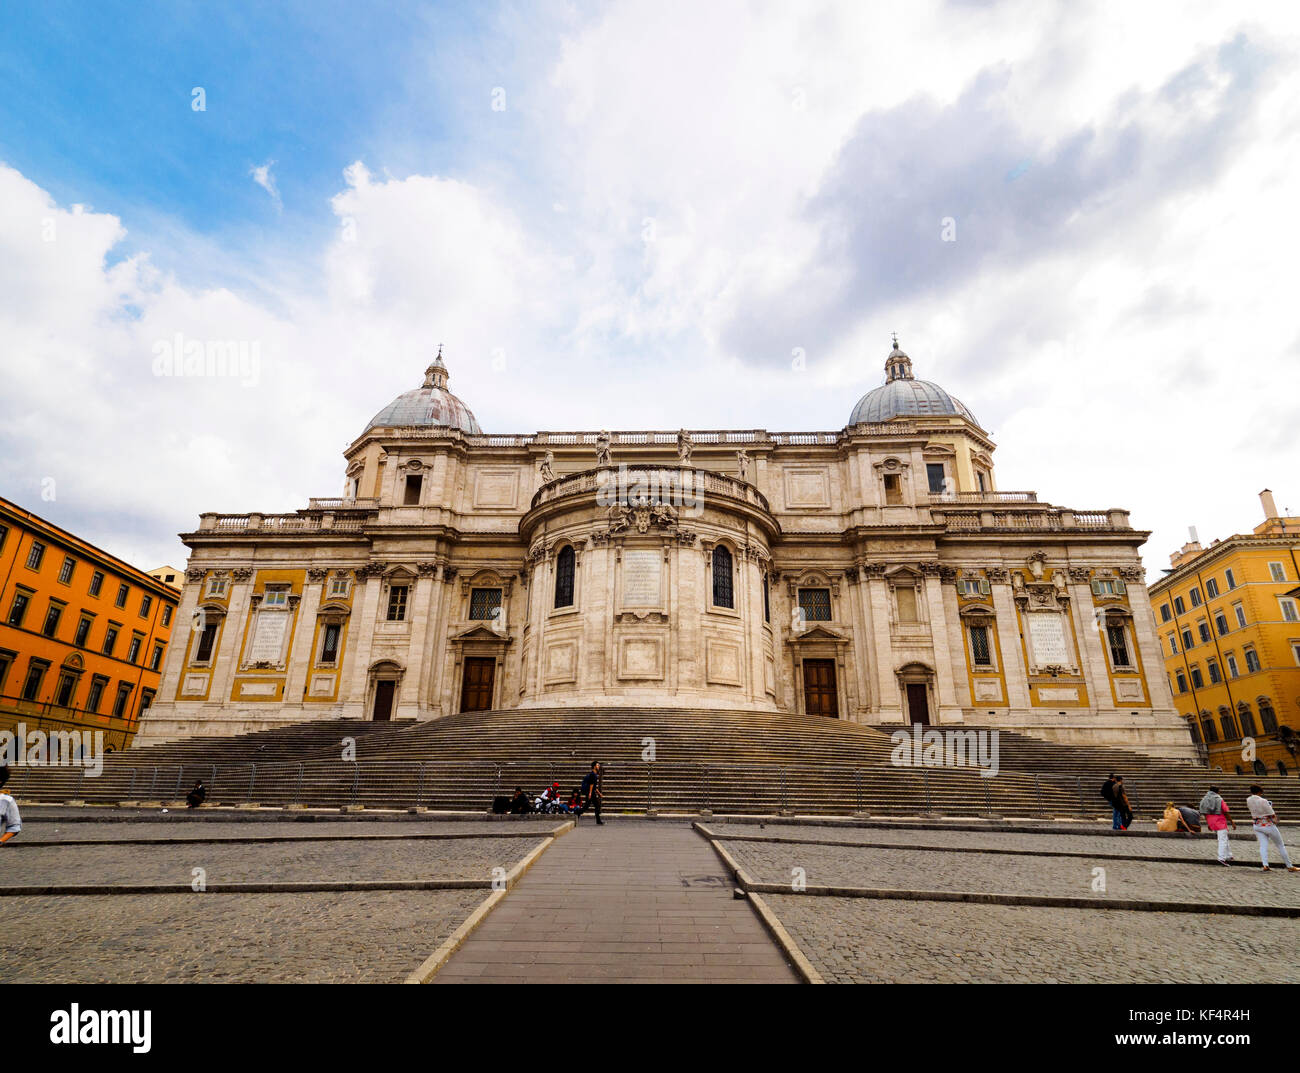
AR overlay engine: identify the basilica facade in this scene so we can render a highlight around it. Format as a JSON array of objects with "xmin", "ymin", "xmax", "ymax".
[{"xmin": 139, "ymin": 342, "xmax": 1195, "ymax": 758}]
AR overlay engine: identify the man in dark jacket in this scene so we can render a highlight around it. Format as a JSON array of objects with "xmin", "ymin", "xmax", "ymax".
[{"xmin": 575, "ymin": 761, "xmax": 603, "ymax": 825}]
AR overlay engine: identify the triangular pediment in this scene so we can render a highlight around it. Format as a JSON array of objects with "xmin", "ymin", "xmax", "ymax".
[{"xmin": 449, "ymin": 623, "xmax": 512, "ymax": 644}]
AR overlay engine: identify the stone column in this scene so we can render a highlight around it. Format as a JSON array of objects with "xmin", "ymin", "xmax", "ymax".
[
  {"xmin": 399, "ymin": 572, "xmax": 436, "ymax": 715},
  {"xmin": 991, "ymin": 581, "xmax": 1031, "ymax": 708},
  {"xmin": 209, "ymin": 573, "xmax": 254, "ymax": 704},
  {"xmin": 866, "ymin": 576, "xmax": 902, "ymax": 719},
  {"xmin": 344, "ymin": 574, "xmax": 385, "ymax": 716},
  {"xmin": 923, "ymin": 573, "xmax": 962, "ymax": 720},
  {"xmin": 156, "ymin": 572, "xmax": 204, "ymax": 707}
]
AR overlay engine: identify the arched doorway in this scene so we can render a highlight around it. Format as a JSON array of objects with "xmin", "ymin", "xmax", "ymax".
[{"xmin": 367, "ymin": 660, "xmax": 404, "ymax": 721}]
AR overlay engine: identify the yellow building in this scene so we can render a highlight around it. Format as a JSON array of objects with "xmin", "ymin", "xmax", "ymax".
[
  {"xmin": 0, "ymin": 497, "xmax": 180, "ymax": 750},
  {"xmin": 1149, "ymin": 489, "xmax": 1300, "ymax": 776}
]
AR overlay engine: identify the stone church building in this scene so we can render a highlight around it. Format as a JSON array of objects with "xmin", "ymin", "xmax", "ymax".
[{"xmin": 140, "ymin": 342, "xmax": 1193, "ymax": 757}]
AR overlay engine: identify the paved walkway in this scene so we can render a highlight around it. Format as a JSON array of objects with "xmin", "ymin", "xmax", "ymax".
[{"xmin": 434, "ymin": 820, "xmax": 798, "ymax": 983}]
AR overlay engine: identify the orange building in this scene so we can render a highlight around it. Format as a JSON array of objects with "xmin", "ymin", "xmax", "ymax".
[
  {"xmin": 0, "ymin": 496, "xmax": 180, "ymax": 750},
  {"xmin": 1148, "ymin": 490, "xmax": 1300, "ymax": 776}
]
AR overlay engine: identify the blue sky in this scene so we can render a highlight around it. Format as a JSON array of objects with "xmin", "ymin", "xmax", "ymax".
[{"xmin": 1, "ymin": 0, "xmax": 1298, "ymax": 572}]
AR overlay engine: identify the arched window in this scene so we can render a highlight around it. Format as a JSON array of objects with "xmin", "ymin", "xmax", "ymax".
[
  {"xmin": 1238, "ymin": 705, "xmax": 1257, "ymax": 737},
  {"xmin": 1279, "ymin": 760, "xmax": 1289, "ymax": 776},
  {"xmin": 712, "ymin": 546, "xmax": 734, "ymax": 609},
  {"xmin": 1187, "ymin": 719, "xmax": 1201, "ymax": 743},
  {"xmin": 1219, "ymin": 710, "xmax": 1238, "ymax": 741},
  {"xmin": 1259, "ymin": 699, "xmax": 1278, "ymax": 734},
  {"xmin": 1252, "ymin": 759, "xmax": 1267, "ymax": 776},
  {"xmin": 554, "ymin": 546, "xmax": 575, "ymax": 608},
  {"xmin": 1201, "ymin": 718, "xmax": 1218, "ymax": 743}
]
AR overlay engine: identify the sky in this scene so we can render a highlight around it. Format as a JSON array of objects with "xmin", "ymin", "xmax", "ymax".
[{"xmin": 1, "ymin": 0, "xmax": 1298, "ymax": 577}]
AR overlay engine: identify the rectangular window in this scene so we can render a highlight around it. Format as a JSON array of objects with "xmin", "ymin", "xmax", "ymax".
[
  {"xmin": 977, "ymin": 471, "xmax": 987, "ymax": 492},
  {"xmin": 89, "ymin": 570, "xmax": 104, "ymax": 597},
  {"xmin": 1225, "ymin": 568, "xmax": 1236, "ymax": 589},
  {"xmin": 1233, "ymin": 603, "xmax": 1246, "ymax": 628},
  {"xmin": 1280, "ymin": 598, "xmax": 1299, "ymax": 623},
  {"xmin": 403, "ymin": 474, "xmax": 423, "ymax": 505},
  {"xmin": 112, "ymin": 683, "xmax": 132, "ymax": 718},
  {"xmin": 7, "ymin": 591, "xmax": 30, "ymax": 628},
  {"xmin": 1094, "ymin": 579, "xmax": 1118, "ymax": 596},
  {"xmin": 1168, "ymin": 634, "xmax": 1178, "ymax": 655},
  {"xmin": 1293, "ymin": 642, "xmax": 1300, "ymax": 667},
  {"xmin": 1190, "ymin": 666, "xmax": 1204, "ymax": 689},
  {"xmin": 1244, "ymin": 648, "xmax": 1261, "ymax": 673},
  {"xmin": 161, "ymin": 605, "xmax": 173, "ymax": 627},
  {"xmin": 139, "ymin": 593, "xmax": 153, "ymax": 618},
  {"xmin": 1205, "ymin": 578, "xmax": 1219, "ymax": 598},
  {"xmin": 320, "ymin": 623, "xmax": 341, "ymax": 664},
  {"xmin": 150, "ymin": 643, "xmax": 165, "ymax": 671},
  {"xmin": 762, "ymin": 574, "xmax": 770, "ymax": 623},
  {"xmin": 1207, "ymin": 660, "xmax": 1221, "ymax": 684},
  {"xmin": 1172, "ymin": 596, "xmax": 1185, "ymax": 614},
  {"xmin": 74, "ymin": 616, "xmax": 92, "ymax": 647},
  {"xmin": 387, "ymin": 585, "xmax": 409, "ymax": 622},
  {"xmin": 206, "ymin": 576, "xmax": 229, "ymax": 597},
  {"xmin": 1269, "ymin": 562, "xmax": 1287, "ymax": 582},
  {"xmin": 115, "ymin": 583, "xmax": 129, "ymax": 608},
  {"xmin": 469, "ymin": 587, "xmax": 502, "ymax": 621},
  {"xmin": 1215, "ymin": 613, "xmax": 1229, "ymax": 636},
  {"xmin": 22, "ymin": 662, "xmax": 47, "ymax": 701},
  {"xmin": 127, "ymin": 635, "xmax": 142, "ymax": 663},
  {"xmin": 42, "ymin": 602, "xmax": 63, "ymax": 638},
  {"xmin": 102, "ymin": 626, "xmax": 118, "ymax": 656},
  {"xmin": 883, "ymin": 473, "xmax": 902, "ymax": 505},
  {"xmin": 798, "ymin": 588, "xmax": 832, "ymax": 622},
  {"xmin": 328, "ymin": 577, "xmax": 350, "ymax": 598},
  {"xmin": 1226, "ymin": 653, "xmax": 1239, "ymax": 678},
  {"xmin": 958, "ymin": 579, "xmax": 989, "ymax": 597},
  {"xmin": 1188, "ymin": 587, "xmax": 1201, "ymax": 607},
  {"xmin": 262, "ymin": 587, "xmax": 289, "ymax": 608},
  {"xmin": 58, "ymin": 556, "xmax": 75, "ymax": 584},
  {"xmin": 55, "ymin": 672, "xmax": 76, "ymax": 708},
  {"xmin": 1175, "ymin": 671, "xmax": 1188, "ymax": 693},
  {"xmin": 0, "ymin": 524, "xmax": 7, "ymax": 552},
  {"xmin": 194, "ymin": 622, "xmax": 219, "ymax": 663},
  {"xmin": 85, "ymin": 677, "xmax": 105, "ymax": 712},
  {"xmin": 969, "ymin": 624, "xmax": 992, "ymax": 667},
  {"xmin": 926, "ymin": 463, "xmax": 947, "ymax": 495},
  {"xmin": 1197, "ymin": 621, "xmax": 1211, "ymax": 644},
  {"xmin": 1159, "ymin": 604, "xmax": 1172, "ymax": 623},
  {"xmin": 139, "ymin": 689, "xmax": 155, "ymax": 716},
  {"xmin": 1181, "ymin": 628, "xmax": 1194, "ymax": 651},
  {"xmin": 1106, "ymin": 623, "xmax": 1131, "ymax": 668},
  {"xmin": 896, "ymin": 585, "xmax": 919, "ymax": 623},
  {"xmin": 25, "ymin": 542, "xmax": 45, "ymax": 571}
]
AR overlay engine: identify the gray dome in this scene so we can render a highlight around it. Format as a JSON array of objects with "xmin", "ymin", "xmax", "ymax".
[
  {"xmin": 849, "ymin": 341, "xmax": 980, "ymax": 428},
  {"xmin": 365, "ymin": 353, "xmax": 482, "ymax": 435}
]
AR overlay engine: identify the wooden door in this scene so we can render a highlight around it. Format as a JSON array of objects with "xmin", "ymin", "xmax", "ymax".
[
  {"xmin": 372, "ymin": 679, "xmax": 395, "ymax": 722},
  {"xmin": 460, "ymin": 657, "xmax": 496, "ymax": 713},
  {"xmin": 802, "ymin": 659, "xmax": 838, "ymax": 718},
  {"xmin": 906, "ymin": 682, "xmax": 930, "ymax": 726}
]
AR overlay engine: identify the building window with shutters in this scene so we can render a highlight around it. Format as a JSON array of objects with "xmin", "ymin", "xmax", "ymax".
[
  {"xmin": 1190, "ymin": 665, "xmax": 1204, "ymax": 689},
  {"xmin": 554, "ymin": 546, "xmax": 575, "ymax": 609},
  {"xmin": 1225, "ymin": 653, "xmax": 1239, "ymax": 678},
  {"xmin": 1207, "ymin": 659, "xmax": 1221, "ymax": 684},
  {"xmin": 25, "ymin": 542, "xmax": 45, "ymax": 571},
  {"xmin": 711, "ymin": 546, "xmax": 734, "ymax": 609},
  {"xmin": 1244, "ymin": 647, "xmax": 1261, "ymax": 673},
  {"xmin": 1172, "ymin": 595, "xmax": 1185, "ymax": 614},
  {"xmin": 1200, "ymin": 717, "xmax": 1218, "ymax": 743},
  {"xmin": 1175, "ymin": 670, "xmax": 1187, "ymax": 693},
  {"xmin": 1239, "ymin": 705, "xmax": 1257, "ymax": 737},
  {"xmin": 1259, "ymin": 699, "xmax": 1278, "ymax": 734},
  {"xmin": 1220, "ymin": 710, "xmax": 1238, "ymax": 740},
  {"xmin": 1205, "ymin": 577, "xmax": 1219, "ymax": 598}
]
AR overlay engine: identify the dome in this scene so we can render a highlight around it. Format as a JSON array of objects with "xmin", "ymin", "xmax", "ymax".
[
  {"xmin": 848, "ymin": 339, "xmax": 980, "ymax": 428},
  {"xmin": 365, "ymin": 351, "xmax": 482, "ymax": 435}
]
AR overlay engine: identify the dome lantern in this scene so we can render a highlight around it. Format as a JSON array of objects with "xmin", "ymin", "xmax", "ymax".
[
  {"xmin": 364, "ymin": 347, "xmax": 482, "ymax": 435},
  {"xmin": 848, "ymin": 338, "xmax": 980, "ymax": 428}
]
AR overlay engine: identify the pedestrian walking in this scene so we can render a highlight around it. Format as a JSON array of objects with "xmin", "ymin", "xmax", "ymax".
[
  {"xmin": 1101, "ymin": 774, "xmax": 1123, "ymax": 829},
  {"xmin": 1113, "ymin": 776, "xmax": 1134, "ymax": 830},
  {"xmin": 1199, "ymin": 786, "xmax": 1236, "ymax": 865},
  {"xmin": 1245, "ymin": 785, "xmax": 1297, "ymax": 872},
  {"xmin": 574, "ymin": 760, "xmax": 603, "ymax": 825}
]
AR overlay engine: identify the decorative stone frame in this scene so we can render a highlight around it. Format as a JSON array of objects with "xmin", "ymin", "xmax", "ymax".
[
  {"xmin": 380, "ymin": 566, "xmax": 417, "ymax": 626},
  {"xmin": 240, "ymin": 585, "xmax": 300, "ymax": 671},
  {"xmin": 883, "ymin": 565, "xmax": 927, "ymax": 627},
  {"xmin": 921, "ymin": 442, "xmax": 957, "ymax": 497},
  {"xmin": 787, "ymin": 625, "xmax": 852, "ymax": 718},
  {"xmin": 703, "ymin": 539, "xmax": 741, "ymax": 617},
  {"xmin": 460, "ymin": 568, "xmax": 513, "ymax": 634},
  {"xmin": 1097, "ymin": 606, "xmax": 1138, "ymax": 672},
  {"xmin": 873, "ymin": 455, "xmax": 911, "ymax": 506},
  {"xmin": 313, "ymin": 600, "xmax": 351, "ymax": 668},
  {"xmin": 895, "ymin": 660, "xmax": 937, "ymax": 724},
  {"xmin": 549, "ymin": 541, "xmax": 582, "ymax": 617},
  {"xmin": 447, "ymin": 627, "xmax": 512, "ymax": 713},
  {"xmin": 958, "ymin": 604, "xmax": 999, "ymax": 673},
  {"xmin": 786, "ymin": 570, "xmax": 840, "ymax": 633},
  {"xmin": 188, "ymin": 603, "xmax": 227, "ymax": 667},
  {"xmin": 365, "ymin": 658, "xmax": 406, "ymax": 718}
]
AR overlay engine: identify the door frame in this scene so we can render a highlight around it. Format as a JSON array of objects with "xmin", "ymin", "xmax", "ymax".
[
  {"xmin": 801, "ymin": 658, "xmax": 839, "ymax": 718},
  {"xmin": 365, "ymin": 659, "xmax": 405, "ymax": 721},
  {"xmin": 459, "ymin": 656, "xmax": 498, "ymax": 713}
]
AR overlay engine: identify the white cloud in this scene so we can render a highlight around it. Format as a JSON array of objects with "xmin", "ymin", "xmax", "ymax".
[{"xmin": 250, "ymin": 160, "xmax": 281, "ymax": 210}]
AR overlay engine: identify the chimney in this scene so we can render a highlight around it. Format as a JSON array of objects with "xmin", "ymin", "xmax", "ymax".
[{"xmin": 1260, "ymin": 488, "xmax": 1278, "ymax": 520}]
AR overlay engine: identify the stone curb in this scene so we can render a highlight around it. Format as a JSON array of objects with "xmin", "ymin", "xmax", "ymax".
[
  {"xmin": 0, "ymin": 879, "xmax": 492, "ymax": 896},
  {"xmin": 742, "ymin": 882, "xmax": 1300, "ymax": 918},
  {"xmin": 694, "ymin": 823, "xmax": 822, "ymax": 984},
  {"xmin": 405, "ymin": 819, "xmax": 575, "ymax": 984},
  {"xmin": 714, "ymin": 832, "xmax": 1284, "ymax": 867},
  {"xmin": 8, "ymin": 830, "xmax": 563, "ymax": 849},
  {"xmin": 706, "ymin": 814, "xmax": 1299, "ymax": 838}
]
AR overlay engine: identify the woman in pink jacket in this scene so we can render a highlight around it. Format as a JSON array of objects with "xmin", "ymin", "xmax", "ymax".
[{"xmin": 1200, "ymin": 785, "xmax": 1236, "ymax": 865}]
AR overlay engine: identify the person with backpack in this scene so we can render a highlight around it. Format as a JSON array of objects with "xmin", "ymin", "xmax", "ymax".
[
  {"xmin": 1199, "ymin": 786, "xmax": 1236, "ymax": 865},
  {"xmin": 574, "ymin": 761, "xmax": 603, "ymax": 825}
]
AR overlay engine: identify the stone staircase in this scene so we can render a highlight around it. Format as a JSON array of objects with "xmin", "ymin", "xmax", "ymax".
[{"xmin": 10, "ymin": 708, "xmax": 1298, "ymax": 818}]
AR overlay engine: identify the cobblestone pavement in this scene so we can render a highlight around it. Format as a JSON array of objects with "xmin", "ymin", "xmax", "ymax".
[
  {"xmin": 0, "ymin": 890, "xmax": 487, "ymax": 983},
  {"xmin": 708, "ymin": 822, "xmax": 1297, "ymax": 863},
  {"xmin": 721, "ymin": 840, "xmax": 1300, "ymax": 907},
  {"xmin": 14, "ymin": 818, "xmax": 559, "ymax": 842},
  {"xmin": 763, "ymin": 895, "xmax": 1300, "ymax": 983},
  {"xmin": 2, "ymin": 835, "xmax": 545, "ymax": 886}
]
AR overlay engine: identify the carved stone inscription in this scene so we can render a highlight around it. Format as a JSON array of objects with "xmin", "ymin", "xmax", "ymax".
[
  {"xmin": 622, "ymin": 550, "xmax": 662, "ymax": 607},
  {"xmin": 248, "ymin": 611, "xmax": 289, "ymax": 664},
  {"xmin": 1026, "ymin": 611, "xmax": 1070, "ymax": 670}
]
